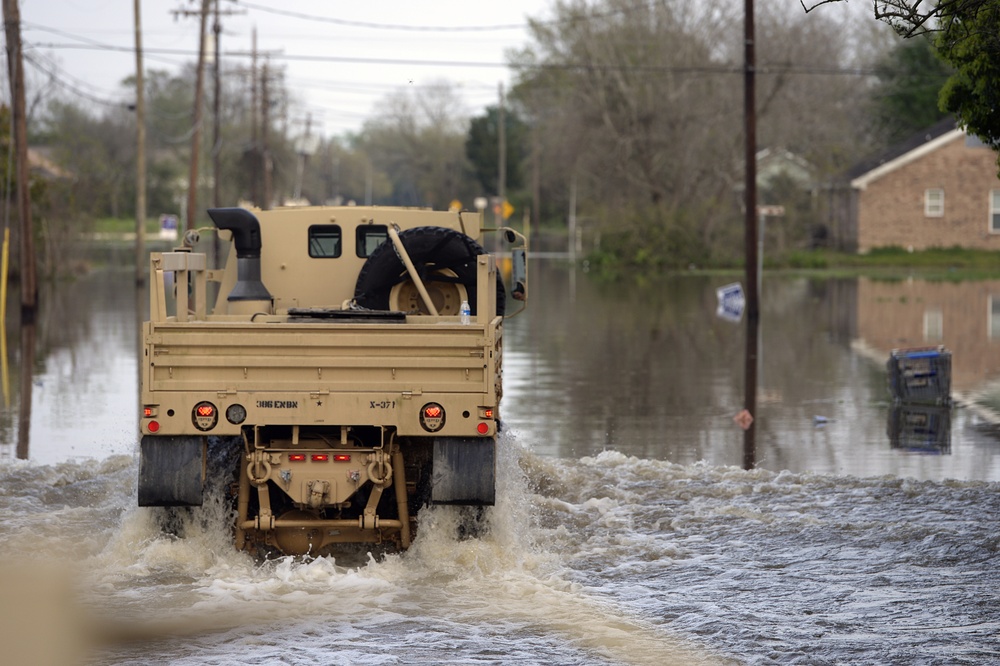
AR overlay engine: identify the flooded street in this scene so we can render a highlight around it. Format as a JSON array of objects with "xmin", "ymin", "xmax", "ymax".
[{"xmin": 2, "ymin": 261, "xmax": 1000, "ymax": 664}]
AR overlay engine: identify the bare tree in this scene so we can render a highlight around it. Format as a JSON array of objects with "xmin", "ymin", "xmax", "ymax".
[{"xmin": 801, "ymin": 0, "xmax": 990, "ymax": 37}]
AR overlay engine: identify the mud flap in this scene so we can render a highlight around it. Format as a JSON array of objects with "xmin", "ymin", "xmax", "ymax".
[
  {"xmin": 431, "ymin": 437, "xmax": 495, "ymax": 506},
  {"xmin": 138, "ymin": 436, "xmax": 205, "ymax": 506}
]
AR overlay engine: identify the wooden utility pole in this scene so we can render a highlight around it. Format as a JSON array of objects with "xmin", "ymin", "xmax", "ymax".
[
  {"xmin": 497, "ymin": 82, "xmax": 506, "ymax": 229},
  {"xmin": 2, "ymin": 0, "xmax": 36, "ymax": 317},
  {"xmin": 743, "ymin": 0, "xmax": 759, "ymax": 470},
  {"xmin": 250, "ymin": 28, "xmax": 259, "ymax": 206},
  {"xmin": 134, "ymin": 0, "xmax": 147, "ymax": 285},
  {"xmin": 261, "ymin": 61, "xmax": 272, "ymax": 210},
  {"xmin": 179, "ymin": 0, "xmax": 211, "ymax": 231},
  {"xmin": 212, "ymin": 0, "xmax": 221, "ymax": 210}
]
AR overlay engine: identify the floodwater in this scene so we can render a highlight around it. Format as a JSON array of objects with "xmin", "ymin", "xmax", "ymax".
[{"xmin": 1, "ymin": 261, "xmax": 1000, "ymax": 665}]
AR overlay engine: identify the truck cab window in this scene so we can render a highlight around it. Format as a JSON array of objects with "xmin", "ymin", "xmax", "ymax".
[
  {"xmin": 357, "ymin": 225, "xmax": 388, "ymax": 257},
  {"xmin": 308, "ymin": 225, "xmax": 342, "ymax": 258}
]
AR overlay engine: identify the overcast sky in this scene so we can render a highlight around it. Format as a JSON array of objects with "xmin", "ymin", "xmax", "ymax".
[{"xmin": 17, "ymin": 0, "xmax": 553, "ymax": 139}]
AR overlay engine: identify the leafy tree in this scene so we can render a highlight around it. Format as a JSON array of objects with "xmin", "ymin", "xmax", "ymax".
[
  {"xmin": 936, "ymin": 3, "xmax": 1000, "ymax": 151},
  {"xmin": 357, "ymin": 82, "xmax": 475, "ymax": 209},
  {"xmin": 805, "ymin": 1, "xmax": 1000, "ymax": 151},
  {"xmin": 513, "ymin": 0, "xmax": 878, "ymax": 267},
  {"xmin": 871, "ymin": 35, "xmax": 953, "ymax": 143},
  {"xmin": 465, "ymin": 105, "xmax": 528, "ymax": 196}
]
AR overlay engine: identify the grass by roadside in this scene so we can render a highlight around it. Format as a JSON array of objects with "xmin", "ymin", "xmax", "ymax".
[
  {"xmin": 92, "ymin": 217, "xmax": 165, "ymax": 235},
  {"xmin": 776, "ymin": 246, "xmax": 1000, "ymax": 279}
]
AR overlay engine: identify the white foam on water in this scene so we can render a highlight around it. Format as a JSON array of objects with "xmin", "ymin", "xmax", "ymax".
[{"xmin": 6, "ymin": 436, "xmax": 999, "ymax": 663}]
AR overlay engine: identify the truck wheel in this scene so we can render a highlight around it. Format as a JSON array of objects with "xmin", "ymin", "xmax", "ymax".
[{"xmin": 354, "ymin": 226, "xmax": 505, "ymax": 316}]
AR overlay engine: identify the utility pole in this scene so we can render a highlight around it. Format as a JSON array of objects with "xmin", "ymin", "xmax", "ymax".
[
  {"xmin": 250, "ymin": 28, "xmax": 259, "ymax": 206},
  {"xmin": 2, "ymin": 0, "xmax": 36, "ymax": 318},
  {"xmin": 742, "ymin": 0, "xmax": 759, "ymax": 471},
  {"xmin": 3, "ymin": 0, "xmax": 38, "ymax": 316},
  {"xmin": 261, "ymin": 60, "xmax": 272, "ymax": 210},
  {"xmin": 208, "ymin": 0, "xmax": 243, "ymax": 215},
  {"xmin": 212, "ymin": 0, "xmax": 221, "ymax": 210},
  {"xmin": 497, "ymin": 82, "xmax": 506, "ymax": 228},
  {"xmin": 134, "ymin": 0, "xmax": 147, "ymax": 285},
  {"xmin": 293, "ymin": 113, "xmax": 311, "ymax": 201},
  {"xmin": 175, "ymin": 0, "xmax": 210, "ymax": 232}
]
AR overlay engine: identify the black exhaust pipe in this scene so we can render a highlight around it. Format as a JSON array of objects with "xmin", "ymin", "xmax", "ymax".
[{"xmin": 207, "ymin": 208, "xmax": 272, "ymax": 303}]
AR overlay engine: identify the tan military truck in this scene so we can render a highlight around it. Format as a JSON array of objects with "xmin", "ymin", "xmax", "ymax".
[{"xmin": 137, "ymin": 206, "xmax": 527, "ymax": 556}]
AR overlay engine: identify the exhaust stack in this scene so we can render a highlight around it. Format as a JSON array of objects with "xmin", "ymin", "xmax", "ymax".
[{"xmin": 207, "ymin": 208, "xmax": 272, "ymax": 314}]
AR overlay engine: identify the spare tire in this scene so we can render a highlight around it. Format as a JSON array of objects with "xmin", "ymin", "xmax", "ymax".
[{"xmin": 354, "ymin": 226, "xmax": 505, "ymax": 317}]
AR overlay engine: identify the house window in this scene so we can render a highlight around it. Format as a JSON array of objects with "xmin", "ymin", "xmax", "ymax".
[
  {"xmin": 990, "ymin": 296, "xmax": 1000, "ymax": 339},
  {"xmin": 923, "ymin": 308, "xmax": 943, "ymax": 341},
  {"xmin": 924, "ymin": 188, "xmax": 944, "ymax": 217},
  {"xmin": 990, "ymin": 190, "xmax": 1000, "ymax": 233}
]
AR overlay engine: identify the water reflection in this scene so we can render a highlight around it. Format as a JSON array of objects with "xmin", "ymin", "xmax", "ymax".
[
  {"xmin": 504, "ymin": 262, "xmax": 1000, "ymax": 481},
  {"xmin": 1, "ymin": 270, "xmax": 140, "ymax": 464},
  {"xmin": 16, "ymin": 322, "xmax": 34, "ymax": 459},
  {"xmin": 4, "ymin": 265, "xmax": 1000, "ymax": 481},
  {"xmin": 887, "ymin": 403, "xmax": 951, "ymax": 454},
  {"xmin": 856, "ymin": 277, "xmax": 1000, "ymax": 392}
]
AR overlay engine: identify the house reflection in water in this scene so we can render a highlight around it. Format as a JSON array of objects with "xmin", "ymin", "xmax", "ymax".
[{"xmin": 856, "ymin": 277, "xmax": 1000, "ymax": 454}]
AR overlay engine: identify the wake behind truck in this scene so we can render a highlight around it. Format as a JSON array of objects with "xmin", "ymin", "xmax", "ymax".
[{"xmin": 137, "ymin": 205, "xmax": 527, "ymax": 556}]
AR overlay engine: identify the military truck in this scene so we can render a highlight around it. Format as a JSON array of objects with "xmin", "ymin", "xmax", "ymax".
[{"xmin": 137, "ymin": 206, "xmax": 527, "ymax": 556}]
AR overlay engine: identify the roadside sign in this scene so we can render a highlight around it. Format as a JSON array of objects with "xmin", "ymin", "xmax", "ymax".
[
  {"xmin": 159, "ymin": 214, "xmax": 178, "ymax": 240},
  {"xmin": 716, "ymin": 282, "xmax": 745, "ymax": 322},
  {"xmin": 502, "ymin": 200, "xmax": 514, "ymax": 220}
]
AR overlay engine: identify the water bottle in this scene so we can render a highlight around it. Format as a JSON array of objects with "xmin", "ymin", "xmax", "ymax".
[{"xmin": 460, "ymin": 300, "xmax": 471, "ymax": 325}]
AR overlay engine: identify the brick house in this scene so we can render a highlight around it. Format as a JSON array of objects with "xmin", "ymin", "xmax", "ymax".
[{"xmin": 836, "ymin": 118, "xmax": 1000, "ymax": 252}]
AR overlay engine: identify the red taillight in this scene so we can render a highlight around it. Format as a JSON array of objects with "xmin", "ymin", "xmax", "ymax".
[
  {"xmin": 143, "ymin": 407, "xmax": 154, "ymax": 418},
  {"xmin": 420, "ymin": 402, "xmax": 446, "ymax": 432},
  {"xmin": 334, "ymin": 454, "xmax": 351, "ymax": 462},
  {"xmin": 288, "ymin": 454, "xmax": 306, "ymax": 462},
  {"xmin": 482, "ymin": 408, "xmax": 494, "ymax": 419},
  {"xmin": 147, "ymin": 421, "xmax": 160, "ymax": 433},
  {"xmin": 192, "ymin": 401, "xmax": 219, "ymax": 431},
  {"xmin": 311, "ymin": 454, "xmax": 329, "ymax": 462},
  {"xmin": 477, "ymin": 422, "xmax": 490, "ymax": 435}
]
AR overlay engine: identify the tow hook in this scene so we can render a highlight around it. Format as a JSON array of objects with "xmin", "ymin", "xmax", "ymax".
[{"xmin": 307, "ymin": 480, "xmax": 329, "ymax": 508}]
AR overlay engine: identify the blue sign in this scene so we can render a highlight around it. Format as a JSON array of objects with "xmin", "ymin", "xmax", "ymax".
[{"xmin": 716, "ymin": 282, "xmax": 745, "ymax": 322}]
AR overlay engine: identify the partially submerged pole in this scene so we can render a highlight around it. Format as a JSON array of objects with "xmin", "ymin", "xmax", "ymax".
[
  {"xmin": 743, "ymin": 0, "xmax": 759, "ymax": 470},
  {"xmin": 2, "ymin": 0, "xmax": 36, "ymax": 318},
  {"xmin": 134, "ymin": 0, "xmax": 146, "ymax": 285}
]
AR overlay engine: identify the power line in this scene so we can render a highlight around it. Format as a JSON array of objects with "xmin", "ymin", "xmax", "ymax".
[
  {"xmin": 28, "ymin": 41, "xmax": 878, "ymax": 76},
  {"xmin": 24, "ymin": 54, "xmax": 126, "ymax": 107},
  {"xmin": 225, "ymin": 0, "xmax": 529, "ymax": 32},
  {"xmin": 224, "ymin": 0, "xmax": 675, "ymax": 34}
]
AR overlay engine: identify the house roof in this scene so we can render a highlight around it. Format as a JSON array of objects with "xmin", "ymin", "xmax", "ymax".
[
  {"xmin": 27, "ymin": 147, "xmax": 72, "ymax": 180},
  {"xmin": 847, "ymin": 117, "xmax": 963, "ymax": 190}
]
